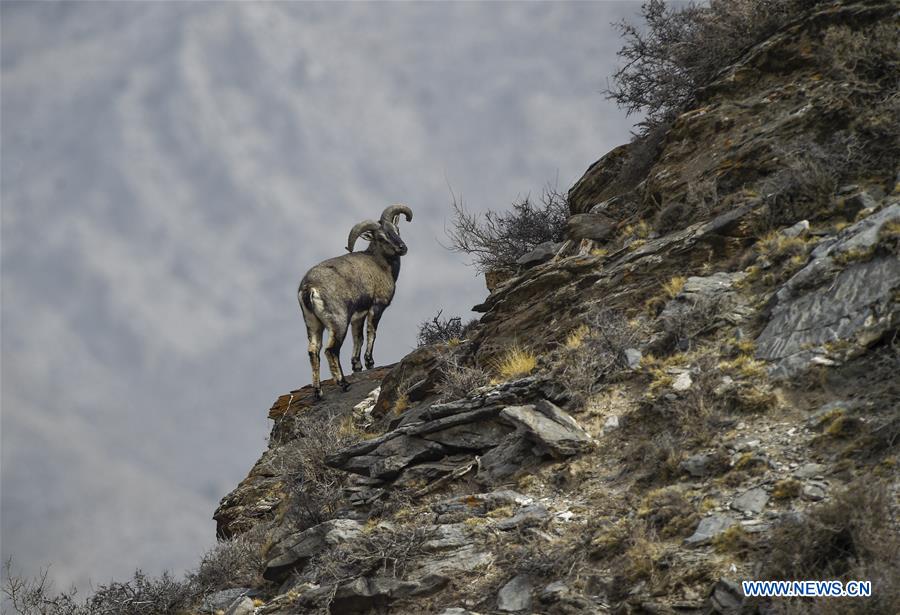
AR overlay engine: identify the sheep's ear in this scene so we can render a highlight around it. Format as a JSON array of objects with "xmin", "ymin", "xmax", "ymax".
[{"xmin": 360, "ymin": 230, "xmax": 375, "ymax": 241}]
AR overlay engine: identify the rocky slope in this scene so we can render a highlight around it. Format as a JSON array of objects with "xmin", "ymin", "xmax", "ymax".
[{"xmin": 210, "ymin": 2, "xmax": 898, "ymax": 613}]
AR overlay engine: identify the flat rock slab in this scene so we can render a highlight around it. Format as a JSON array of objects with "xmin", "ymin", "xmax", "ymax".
[
  {"xmin": 496, "ymin": 504, "xmax": 550, "ymax": 530},
  {"xmin": 757, "ymin": 204, "xmax": 900, "ymax": 377},
  {"xmin": 500, "ymin": 400, "xmax": 593, "ymax": 457},
  {"xmin": 686, "ymin": 514, "xmax": 737, "ymax": 546},
  {"xmin": 731, "ymin": 488, "xmax": 769, "ymax": 514}
]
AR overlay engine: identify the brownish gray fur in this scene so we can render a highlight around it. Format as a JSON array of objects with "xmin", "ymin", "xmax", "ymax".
[{"xmin": 298, "ymin": 205, "xmax": 412, "ymax": 400}]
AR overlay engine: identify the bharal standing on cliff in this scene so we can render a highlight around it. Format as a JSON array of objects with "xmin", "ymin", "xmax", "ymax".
[{"xmin": 298, "ymin": 204, "xmax": 413, "ymax": 400}]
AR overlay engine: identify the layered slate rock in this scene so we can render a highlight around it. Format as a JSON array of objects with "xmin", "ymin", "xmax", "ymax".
[
  {"xmin": 756, "ymin": 203, "xmax": 900, "ymax": 377},
  {"xmin": 326, "ymin": 381, "xmax": 591, "ymax": 487},
  {"xmin": 264, "ymin": 518, "xmax": 363, "ymax": 582}
]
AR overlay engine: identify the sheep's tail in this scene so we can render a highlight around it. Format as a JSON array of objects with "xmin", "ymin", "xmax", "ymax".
[{"xmin": 298, "ymin": 283, "xmax": 322, "ymax": 315}]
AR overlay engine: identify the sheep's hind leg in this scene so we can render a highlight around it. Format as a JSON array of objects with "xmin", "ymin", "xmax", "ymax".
[
  {"xmin": 303, "ymin": 315, "xmax": 324, "ymax": 401},
  {"xmin": 350, "ymin": 312, "xmax": 365, "ymax": 372},
  {"xmin": 324, "ymin": 324, "xmax": 351, "ymax": 392}
]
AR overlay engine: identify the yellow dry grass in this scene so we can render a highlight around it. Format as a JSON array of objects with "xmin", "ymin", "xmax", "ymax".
[{"xmin": 492, "ymin": 345, "xmax": 537, "ymax": 381}]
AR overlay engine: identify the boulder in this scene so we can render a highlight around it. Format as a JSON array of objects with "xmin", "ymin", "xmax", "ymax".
[
  {"xmin": 264, "ymin": 519, "xmax": 363, "ymax": 582},
  {"xmin": 497, "ymin": 574, "xmax": 534, "ymax": 612},
  {"xmin": 516, "ymin": 241, "xmax": 562, "ymax": 267},
  {"xmin": 565, "ymin": 212, "xmax": 616, "ymax": 242},
  {"xmin": 201, "ymin": 588, "xmax": 251, "ymax": 613},
  {"xmin": 224, "ymin": 597, "xmax": 255, "ymax": 615},
  {"xmin": 567, "ymin": 143, "xmax": 631, "ymax": 214},
  {"xmin": 499, "ymin": 400, "xmax": 593, "ymax": 457},
  {"xmin": 731, "ymin": 488, "xmax": 769, "ymax": 514}
]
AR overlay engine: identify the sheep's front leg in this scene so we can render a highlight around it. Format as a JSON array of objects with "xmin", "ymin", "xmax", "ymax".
[
  {"xmin": 364, "ymin": 305, "xmax": 386, "ymax": 370},
  {"xmin": 324, "ymin": 323, "xmax": 351, "ymax": 392},
  {"xmin": 350, "ymin": 311, "xmax": 366, "ymax": 372}
]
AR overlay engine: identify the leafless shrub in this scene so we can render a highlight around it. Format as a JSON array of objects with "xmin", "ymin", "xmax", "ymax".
[
  {"xmin": 435, "ymin": 355, "xmax": 490, "ymax": 402},
  {"xmin": 3, "ymin": 560, "xmax": 81, "ymax": 615},
  {"xmin": 607, "ymin": 0, "xmax": 820, "ymax": 133},
  {"xmin": 85, "ymin": 572, "xmax": 193, "ymax": 615},
  {"xmin": 658, "ymin": 292, "xmax": 725, "ymax": 352},
  {"xmin": 305, "ymin": 522, "xmax": 438, "ymax": 588},
  {"xmin": 416, "ymin": 310, "xmax": 478, "ymax": 347},
  {"xmin": 757, "ymin": 140, "xmax": 840, "ymax": 227},
  {"xmin": 276, "ymin": 413, "xmax": 362, "ymax": 531},
  {"xmin": 820, "ymin": 23, "xmax": 900, "ymax": 89},
  {"xmin": 188, "ymin": 526, "xmax": 267, "ymax": 596},
  {"xmin": 418, "ymin": 310, "xmax": 462, "ymax": 346},
  {"xmin": 759, "ymin": 481, "xmax": 900, "ymax": 614},
  {"xmin": 3, "ymin": 534, "xmax": 268, "ymax": 615},
  {"xmin": 444, "ymin": 186, "xmax": 569, "ymax": 273},
  {"xmin": 562, "ymin": 309, "xmax": 643, "ymax": 407}
]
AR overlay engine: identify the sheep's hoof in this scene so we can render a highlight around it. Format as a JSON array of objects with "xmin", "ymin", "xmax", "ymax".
[
  {"xmin": 351, "ymin": 359, "xmax": 363, "ymax": 372},
  {"xmin": 313, "ymin": 388, "xmax": 322, "ymax": 401},
  {"xmin": 339, "ymin": 379, "xmax": 351, "ymax": 392},
  {"xmin": 365, "ymin": 357, "xmax": 375, "ymax": 370}
]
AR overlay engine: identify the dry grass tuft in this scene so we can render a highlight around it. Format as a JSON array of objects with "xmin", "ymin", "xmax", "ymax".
[
  {"xmin": 662, "ymin": 275, "xmax": 687, "ymax": 299},
  {"xmin": 492, "ymin": 345, "xmax": 537, "ymax": 381}
]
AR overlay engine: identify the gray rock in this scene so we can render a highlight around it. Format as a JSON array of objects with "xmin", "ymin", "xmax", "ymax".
[
  {"xmin": 434, "ymin": 490, "xmax": 531, "ymax": 517},
  {"xmin": 439, "ymin": 609, "xmax": 480, "ymax": 615},
  {"xmin": 603, "ymin": 415, "xmax": 620, "ymax": 430},
  {"xmin": 224, "ymin": 597, "xmax": 255, "ymax": 615},
  {"xmin": 731, "ymin": 437, "xmax": 761, "ymax": 452},
  {"xmin": 516, "ymin": 241, "xmax": 562, "ymax": 266},
  {"xmin": 476, "ymin": 434, "xmax": 537, "ymax": 484},
  {"xmin": 672, "ymin": 372, "xmax": 693, "ymax": 391},
  {"xmin": 740, "ymin": 519, "xmax": 772, "ymax": 534},
  {"xmin": 414, "ymin": 545, "xmax": 494, "ymax": 578},
  {"xmin": 422, "ymin": 524, "xmax": 470, "ymax": 551},
  {"xmin": 346, "ymin": 435, "xmax": 447, "ymax": 479},
  {"xmin": 680, "ymin": 452, "xmax": 726, "ymax": 478},
  {"xmin": 757, "ymin": 204, "xmax": 900, "ymax": 377},
  {"xmin": 498, "ymin": 574, "xmax": 533, "ymax": 612},
  {"xmin": 201, "ymin": 588, "xmax": 251, "ymax": 613},
  {"xmin": 781, "ymin": 220, "xmax": 810, "ymax": 238},
  {"xmin": 540, "ymin": 581, "xmax": 569, "ymax": 603},
  {"xmin": 843, "ymin": 191, "xmax": 878, "ymax": 217},
  {"xmin": 423, "ymin": 420, "xmax": 508, "ymax": 449},
  {"xmin": 624, "ymin": 348, "xmax": 642, "ymax": 369},
  {"xmin": 731, "ymin": 488, "xmax": 769, "ymax": 514},
  {"xmin": 685, "ymin": 515, "xmax": 737, "ymax": 546},
  {"xmin": 793, "ymin": 463, "xmax": 826, "ymax": 479},
  {"xmin": 264, "ymin": 519, "xmax": 363, "ymax": 582},
  {"xmin": 565, "ymin": 212, "xmax": 616, "ymax": 241},
  {"xmin": 394, "ymin": 455, "xmax": 475, "ymax": 488},
  {"xmin": 496, "ymin": 504, "xmax": 550, "ymax": 530},
  {"xmin": 802, "ymin": 482, "xmax": 827, "ymax": 501},
  {"xmin": 500, "ymin": 399, "xmax": 593, "ymax": 457},
  {"xmin": 708, "ymin": 578, "xmax": 744, "ymax": 614}
]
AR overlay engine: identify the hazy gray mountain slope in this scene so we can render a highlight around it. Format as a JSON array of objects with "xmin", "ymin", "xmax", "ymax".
[{"xmin": 0, "ymin": 1, "xmax": 637, "ymax": 589}]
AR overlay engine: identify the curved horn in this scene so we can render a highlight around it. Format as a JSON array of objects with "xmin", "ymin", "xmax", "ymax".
[
  {"xmin": 380, "ymin": 204, "xmax": 413, "ymax": 226},
  {"xmin": 346, "ymin": 220, "xmax": 381, "ymax": 252}
]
